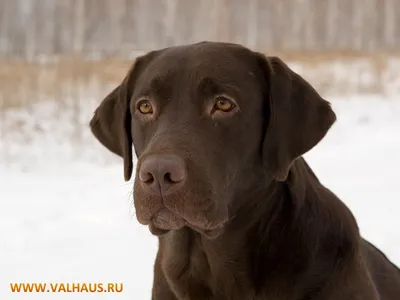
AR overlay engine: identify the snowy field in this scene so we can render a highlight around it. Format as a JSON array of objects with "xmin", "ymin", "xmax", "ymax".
[{"xmin": 1, "ymin": 95, "xmax": 400, "ymax": 299}]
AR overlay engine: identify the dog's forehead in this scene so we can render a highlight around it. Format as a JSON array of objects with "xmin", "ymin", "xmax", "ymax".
[
  {"xmin": 146, "ymin": 44, "xmax": 257, "ymax": 82},
  {"xmin": 163, "ymin": 43, "xmax": 253, "ymax": 66}
]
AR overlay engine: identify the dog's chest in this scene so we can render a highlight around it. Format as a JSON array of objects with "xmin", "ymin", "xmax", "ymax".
[{"xmin": 161, "ymin": 230, "xmax": 255, "ymax": 300}]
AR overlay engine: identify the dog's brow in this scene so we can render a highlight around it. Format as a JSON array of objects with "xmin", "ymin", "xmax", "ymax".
[
  {"xmin": 138, "ymin": 76, "xmax": 171, "ymax": 99},
  {"xmin": 149, "ymin": 77, "xmax": 164, "ymax": 93},
  {"xmin": 197, "ymin": 76, "xmax": 245, "ymax": 102},
  {"xmin": 197, "ymin": 77, "xmax": 227, "ymax": 96}
]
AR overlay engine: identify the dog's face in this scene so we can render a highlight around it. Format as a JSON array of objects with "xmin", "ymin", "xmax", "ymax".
[{"xmin": 90, "ymin": 42, "xmax": 336, "ymax": 238}]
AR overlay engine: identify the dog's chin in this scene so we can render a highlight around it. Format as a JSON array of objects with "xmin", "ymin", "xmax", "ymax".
[
  {"xmin": 148, "ymin": 215, "xmax": 227, "ymax": 240},
  {"xmin": 149, "ymin": 207, "xmax": 185, "ymax": 234},
  {"xmin": 148, "ymin": 223, "xmax": 171, "ymax": 236},
  {"xmin": 148, "ymin": 222, "xmax": 226, "ymax": 239},
  {"xmin": 144, "ymin": 206, "xmax": 228, "ymax": 239}
]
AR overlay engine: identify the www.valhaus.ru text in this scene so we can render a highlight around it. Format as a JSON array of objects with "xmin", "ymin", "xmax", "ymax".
[{"xmin": 10, "ymin": 282, "xmax": 123, "ymax": 293}]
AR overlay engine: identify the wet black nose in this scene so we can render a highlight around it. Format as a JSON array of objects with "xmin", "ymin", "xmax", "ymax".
[{"xmin": 138, "ymin": 155, "xmax": 186, "ymax": 195}]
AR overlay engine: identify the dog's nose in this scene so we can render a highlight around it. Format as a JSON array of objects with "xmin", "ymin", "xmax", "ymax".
[{"xmin": 138, "ymin": 155, "xmax": 186, "ymax": 195}]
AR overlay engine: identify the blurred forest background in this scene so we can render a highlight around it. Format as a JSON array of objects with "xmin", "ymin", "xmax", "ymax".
[
  {"xmin": 2, "ymin": 0, "xmax": 400, "ymax": 56},
  {"xmin": 0, "ymin": 0, "xmax": 399, "ymax": 164}
]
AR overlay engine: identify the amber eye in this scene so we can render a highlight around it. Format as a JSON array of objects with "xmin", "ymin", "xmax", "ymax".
[
  {"xmin": 214, "ymin": 96, "xmax": 235, "ymax": 112},
  {"xmin": 137, "ymin": 100, "xmax": 153, "ymax": 114}
]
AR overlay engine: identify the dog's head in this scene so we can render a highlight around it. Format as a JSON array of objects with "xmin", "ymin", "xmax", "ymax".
[{"xmin": 90, "ymin": 42, "xmax": 336, "ymax": 238}]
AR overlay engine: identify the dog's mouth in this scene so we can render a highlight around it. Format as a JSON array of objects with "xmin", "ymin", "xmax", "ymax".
[{"xmin": 148, "ymin": 207, "xmax": 227, "ymax": 239}]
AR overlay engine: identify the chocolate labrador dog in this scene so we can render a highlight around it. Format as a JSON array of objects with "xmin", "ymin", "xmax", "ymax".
[{"xmin": 90, "ymin": 42, "xmax": 400, "ymax": 300}]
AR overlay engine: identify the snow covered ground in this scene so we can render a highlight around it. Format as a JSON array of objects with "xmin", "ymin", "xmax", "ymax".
[{"xmin": 1, "ymin": 95, "xmax": 400, "ymax": 299}]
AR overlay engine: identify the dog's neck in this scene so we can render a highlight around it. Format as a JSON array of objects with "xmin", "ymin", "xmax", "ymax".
[{"xmin": 166, "ymin": 158, "xmax": 361, "ymax": 296}]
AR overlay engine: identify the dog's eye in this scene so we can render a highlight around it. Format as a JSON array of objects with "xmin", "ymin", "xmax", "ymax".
[
  {"xmin": 137, "ymin": 100, "xmax": 153, "ymax": 114},
  {"xmin": 214, "ymin": 96, "xmax": 235, "ymax": 112}
]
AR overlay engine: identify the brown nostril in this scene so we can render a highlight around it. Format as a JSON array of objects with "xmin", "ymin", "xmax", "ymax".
[
  {"xmin": 164, "ymin": 173, "xmax": 173, "ymax": 183},
  {"xmin": 138, "ymin": 155, "xmax": 186, "ymax": 194},
  {"xmin": 141, "ymin": 172, "xmax": 154, "ymax": 183},
  {"xmin": 165, "ymin": 167, "xmax": 185, "ymax": 183}
]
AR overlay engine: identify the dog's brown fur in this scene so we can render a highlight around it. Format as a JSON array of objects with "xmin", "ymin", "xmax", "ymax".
[{"xmin": 90, "ymin": 42, "xmax": 400, "ymax": 300}]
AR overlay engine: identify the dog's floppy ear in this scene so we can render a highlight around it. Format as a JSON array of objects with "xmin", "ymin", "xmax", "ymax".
[
  {"xmin": 257, "ymin": 54, "xmax": 336, "ymax": 181},
  {"xmin": 89, "ymin": 53, "xmax": 155, "ymax": 181}
]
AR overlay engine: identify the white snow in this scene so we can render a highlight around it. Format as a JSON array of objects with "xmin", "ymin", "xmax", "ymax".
[{"xmin": 1, "ymin": 95, "xmax": 400, "ymax": 299}]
